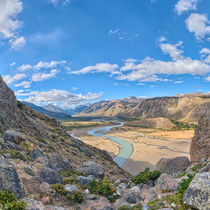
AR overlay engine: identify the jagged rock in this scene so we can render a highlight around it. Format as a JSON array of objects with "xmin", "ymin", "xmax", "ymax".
[
  {"xmin": 3, "ymin": 130, "xmax": 27, "ymax": 145},
  {"xmin": 78, "ymin": 161, "xmax": 105, "ymax": 179},
  {"xmin": 183, "ymin": 172, "xmax": 210, "ymax": 210},
  {"xmin": 156, "ymin": 156, "xmax": 190, "ymax": 174},
  {"xmin": 0, "ymin": 159, "xmax": 23, "ymax": 198},
  {"xmin": 64, "ymin": 184, "xmax": 78, "ymax": 194},
  {"xmin": 118, "ymin": 183, "xmax": 128, "ymax": 189},
  {"xmin": 29, "ymin": 149, "xmax": 44, "ymax": 160},
  {"xmin": 47, "ymin": 155, "xmax": 72, "ymax": 172},
  {"xmin": 24, "ymin": 165, "xmax": 35, "ymax": 176},
  {"xmin": 190, "ymin": 114, "xmax": 210, "ymax": 163},
  {"xmin": 155, "ymin": 173, "xmax": 180, "ymax": 192},
  {"xmin": 77, "ymin": 175, "xmax": 94, "ymax": 186},
  {"xmin": 40, "ymin": 167, "xmax": 63, "ymax": 184},
  {"xmin": 140, "ymin": 188, "xmax": 157, "ymax": 203},
  {"xmin": 130, "ymin": 186, "xmax": 141, "ymax": 193}
]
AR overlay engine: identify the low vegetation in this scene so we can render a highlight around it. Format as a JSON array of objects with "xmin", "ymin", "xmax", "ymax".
[
  {"xmin": 172, "ymin": 120, "xmax": 197, "ymax": 131},
  {"xmin": 131, "ymin": 168, "xmax": 161, "ymax": 185},
  {"xmin": 0, "ymin": 190, "xmax": 27, "ymax": 210}
]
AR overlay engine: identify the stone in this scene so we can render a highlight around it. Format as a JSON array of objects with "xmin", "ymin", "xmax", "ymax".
[
  {"xmin": 29, "ymin": 149, "xmax": 44, "ymax": 160},
  {"xmin": 24, "ymin": 165, "xmax": 35, "ymax": 176},
  {"xmin": 190, "ymin": 113, "xmax": 210, "ymax": 163},
  {"xmin": 155, "ymin": 173, "xmax": 180, "ymax": 192},
  {"xmin": 41, "ymin": 196, "xmax": 51, "ymax": 205},
  {"xmin": 3, "ymin": 130, "xmax": 27, "ymax": 145},
  {"xmin": 78, "ymin": 161, "xmax": 105, "ymax": 179},
  {"xmin": 40, "ymin": 182, "xmax": 51, "ymax": 194},
  {"xmin": 64, "ymin": 184, "xmax": 79, "ymax": 194},
  {"xmin": 156, "ymin": 156, "xmax": 190, "ymax": 174},
  {"xmin": 199, "ymin": 162, "xmax": 210, "ymax": 173},
  {"xmin": 77, "ymin": 175, "xmax": 94, "ymax": 186},
  {"xmin": 22, "ymin": 176, "xmax": 42, "ymax": 194},
  {"xmin": 183, "ymin": 172, "xmax": 210, "ymax": 210},
  {"xmin": 40, "ymin": 167, "xmax": 63, "ymax": 184},
  {"xmin": 140, "ymin": 188, "xmax": 157, "ymax": 203},
  {"xmin": 118, "ymin": 183, "xmax": 128, "ymax": 189},
  {"xmin": 130, "ymin": 186, "xmax": 141, "ymax": 193},
  {"xmin": 116, "ymin": 187, "xmax": 123, "ymax": 196},
  {"xmin": 115, "ymin": 178, "xmax": 129, "ymax": 185},
  {"xmin": 0, "ymin": 159, "xmax": 23, "ymax": 198},
  {"xmin": 85, "ymin": 189, "xmax": 91, "ymax": 194},
  {"xmin": 47, "ymin": 155, "xmax": 72, "ymax": 172}
]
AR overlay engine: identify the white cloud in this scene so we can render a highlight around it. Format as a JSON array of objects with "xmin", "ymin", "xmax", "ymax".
[
  {"xmin": 3, "ymin": 73, "xmax": 26, "ymax": 84},
  {"xmin": 10, "ymin": 36, "xmax": 25, "ymax": 50},
  {"xmin": 200, "ymin": 48, "xmax": 210, "ymax": 54},
  {"xmin": 174, "ymin": 80, "xmax": 184, "ymax": 84},
  {"xmin": 32, "ymin": 69, "xmax": 59, "ymax": 82},
  {"xmin": 206, "ymin": 76, "xmax": 210, "ymax": 81},
  {"xmin": 160, "ymin": 41, "xmax": 183, "ymax": 61},
  {"xmin": 70, "ymin": 87, "xmax": 78, "ymax": 91},
  {"xmin": 186, "ymin": 13, "xmax": 210, "ymax": 40},
  {"xmin": 10, "ymin": 62, "xmax": 16, "ymax": 67},
  {"xmin": 34, "ymin": 60, "xmax": 66, "ymax": 70},
  {"xmin": 159, "ymin": 36, "xmax": 167, "ymax": 42},
  {"xmin": 70, "ymin": 63, "xmax": 119, "ymax": 75},
  {"xmin": 175, "ymin": 0, "xmax": 200, "ymax": 15},
  {"xmin": 15, "ymin": 81, "xmax": 31, "ymax": 88},
  {"xmin": 0, "ymin": 0, "xmax": 25, "ymax": 50},
  {"xmin": 18, "ymin": 64, "xmax": 32, "ymax": 72},
  {"xmin": 109, "ymin": 28, "xmax": 139, "ymax": 41},
  {"xmin": 204, "ymin": 55, "xmax": 210, "ymax": 64},
  {"xmin": 113, "ymin": 82, "xmax": 119, "ymax": 86},
  {"xmin": 49, "ymin": 0, "xmax": 70, "ymax": 6},
  {"xmin": 22, "ymin": 89, "xmax": 103, "ymax": 106}
]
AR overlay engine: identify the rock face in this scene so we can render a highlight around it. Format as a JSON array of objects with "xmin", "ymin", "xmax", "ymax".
[
  {"xmin": 40, "ymin": 167, "xmax": 63, "ymax": 184},
  {"xmin": 183, "ymin": 172, "xmax": 210, "ymax": 210},
  {"xmin": 0, "ymin": 159, "xmax": 23, "ymax": 198},
  {"xmin": 78, "ymin": 161, "xmax": 105, "ymax": 179},
  {"xmin": 190, "ymin": 113, "xmax": 210, "ymax": 163},
  {"xmin": 156, "ymin": 156, "xmax": 190, "ymax": 174}
]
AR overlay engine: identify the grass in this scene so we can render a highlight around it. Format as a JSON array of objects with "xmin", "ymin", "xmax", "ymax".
[
  {"xmin": 0, "ymin": 190, "xmax": 27, "ymax": 210},
  {"xmin": 4, "ymin": 150, "xmax": 33, "ymax": 162},
  {"xmin": 172, "ymin": 120, "xmax": 197, "ymax": 131},
  {"xmin": 131, "ymin": 168, "xmax": 161, "ymax": 185}
]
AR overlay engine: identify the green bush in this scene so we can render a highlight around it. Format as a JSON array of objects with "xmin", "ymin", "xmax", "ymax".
[
  {"xmin": 51, "ymin": 184, "xmax": 67, "ymax": 196},
  {"xmin": 131, "ymin": 168, "xmax": 161, "ymax": 185},
  {"xmin": 172, "ymin": 120, "xmax": 197, "ymax": 131},
  {"xmin": 178, "ymin": 174, "xmax": 194, "ymax": 194},
  {"xmin": 0, "ymin": 190, "xmax": 27, "ymax": 210},
  {"xmin": 66, "ymin": 191, "xmax": 84, "ymax": 203},
  {"xmin": 88, "ymin": 179, "xmax": 118, "ymax": 202},
  {"xmin": 37, "ymin": 138, "xmax": 46, "ymax": 144},
  {"xmin": 5, "ymin": 150, "xmax": 32, "ymax": 161}
]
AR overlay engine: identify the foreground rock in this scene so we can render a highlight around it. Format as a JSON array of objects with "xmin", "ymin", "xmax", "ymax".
[
  {"xmin": 183, "ymin": 172, "xmax": 210, "ymax": 210},
  {"xmin": 190, "ymin": 113, "xmax": 210, "ymax": 163},
  {"xmin": 156, "ymin": 156, "xmax": 190, "ymax": 174},
  {"xmin": 3, "ymin": 130, "xmax": 27, "ymax": 145},
  {"xmin": 0, "ymin": 159, "xmax": 23, "ymax": 198},
  {"xmin": 78, "ymin": 161, "xmax": 105, "ymax": 179}
]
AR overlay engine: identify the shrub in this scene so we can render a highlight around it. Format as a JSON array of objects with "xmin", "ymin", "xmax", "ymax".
[
  {"xmin": 131, "ymin": 168, "xmax": 161, "ymax": 185},
  {"xmin": 0, "ymin": 190, "xmax": 27, "ymax": 210},
  {"xmin": 88, "ymin": 179, "xmax": 118, "ymax": 202},
  {"xmin": 51, "ymin": 184, "xmax": 67, "ymax": 196},
  {"xmin": 66, "ymin": 191, "xmax": 84, "ymax": 203},
  {"xmin": 37, "ymin": 138, "xmax": 46, "ymax": 144},
  {"xmin": 5, "ymin": 150, "xmax": 32, "ymax": 161},
  {"xmin": 178, "ymin": 174, "xmax": 194, "ymax": 194}
]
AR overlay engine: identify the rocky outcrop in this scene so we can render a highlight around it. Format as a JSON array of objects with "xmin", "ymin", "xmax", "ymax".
[
  {"xmin": 3, "ymin": 130, "xmax": 27, "ymax": 145},
  {"xmin": 156, "ymin": 156, "xmax": 190, "ymax": 174},
  {"xmin": 183, "ymin": 172, "xmax": 210, "ymax": 209},
  {"xmin": 40, "ymin": 167, "xmax": 63, "ymax": 184},
  {"xmin": 190, "ymin": 113, "xmax": 210, "ymax": 163}
]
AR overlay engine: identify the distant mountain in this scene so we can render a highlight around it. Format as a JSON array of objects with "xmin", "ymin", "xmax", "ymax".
[
  {"xmin": 77, "ymin": 94, "xmax": 210, "ymax": 123},
  {"xmin": 22, "ymin": 102, "xmax": 72, "ymax": 120}
]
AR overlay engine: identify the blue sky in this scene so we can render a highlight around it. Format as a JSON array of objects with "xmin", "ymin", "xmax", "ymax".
[{"xmin": 0, "ymin": 0, "xmax": 210, "ymax": 107}]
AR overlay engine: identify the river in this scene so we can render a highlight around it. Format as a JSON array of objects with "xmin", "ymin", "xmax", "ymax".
[{"xmin": 87, "ymin": 122, "xmax": 134, "ymax": 168}]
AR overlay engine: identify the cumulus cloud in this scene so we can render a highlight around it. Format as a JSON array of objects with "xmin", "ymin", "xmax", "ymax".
[
  {"xmin": 70, "ymin": 63, "xmax": 119, "ymax": 75},
  {"xmin": 200, "ymin": 48, "xmax": 210, "ymax": 54},
  {"xmin": 3, "ymin": 73, "xmax": 26, "ymax": 84},
  {"xmin": 34, "ymin": 60, "xmax": 66, "ymax": 70},
  {"xmin": 20, "ymin": 89, "xmax": 103, "ymax": 106},
  {"xmin": 0, "ymin": 0, "xmax": 25, "ymax": 50},
  {"xmin": 186, "ymin": 13, "xmax": 210, "ymax": 40},
  {"xmin": 175, "ymin": 0, "xmax": 200, "ymax": 15},
  {"xmin": 32, "ymin": 69, "xmax": 59, "ymax": 82},
  {"xmin": 14, "ymin": 81, "xmax": 31, "ymax": 88},
  {"xmin": 18, "ymin": 64, "xmax": 32, "ymax": 72}
]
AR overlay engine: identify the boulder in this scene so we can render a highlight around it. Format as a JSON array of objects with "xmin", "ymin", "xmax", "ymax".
[
  {"xmin": 77, "ymin": 175, "xmax": 94, "ymax": 186},
  {"xmin": 40, "ymin": 167, "xmax": 63, "ymax": 184},
  {"xmin": 0, "ymin": 159, "xmax": 23, "ymax": 198},
  {"xmin": 39, "ymin": 182, "xmax": 51, "ymax": 194},
  {"xmin": 24, "ymin": 165, "xmax": 35, "ymax": 176},
  {"xmin": 3, "ymin": 130, "xmax": 27, "ymax": 145},
  {"xmin": 155, "ymin": 173, "xmax": 180, "ymax": 192},
  {"xmin": 47, "ymin": 155, "xmax": 72, "ymax": 172},
  {"xmin": 78, "ymin": 161, "xmax": 105, "ymax": 179},
  {"xmin": 156, "ymin": 156, "xmax": 190, "ymax": 174},
  {"xmin": 190, "ymin": 114, "xmax": 210, "ymax": 163},
  {"xmin": 183, "ymin": 172, "xmax": 210, "ymax": 210},
  {"xmin": 29, "ymin": 149, "xmax": 44, "ymax": 160}
]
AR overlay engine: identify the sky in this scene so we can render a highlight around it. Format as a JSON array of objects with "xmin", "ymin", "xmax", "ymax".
[{"xmin": 0, "ymin": 0, "xmax": 210, "ymax": 108}]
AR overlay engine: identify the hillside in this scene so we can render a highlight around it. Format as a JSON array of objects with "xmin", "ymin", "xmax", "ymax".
[{"xmin": 78, "ymin": 94, "xmax": 210, "ymax": 123}]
